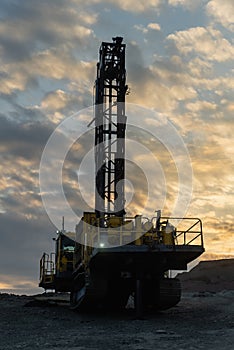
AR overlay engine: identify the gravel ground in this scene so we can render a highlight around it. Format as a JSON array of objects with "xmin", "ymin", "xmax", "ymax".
[{"xmin": 0, "ymin": 291, "xmax": 233, "ymax": 350}]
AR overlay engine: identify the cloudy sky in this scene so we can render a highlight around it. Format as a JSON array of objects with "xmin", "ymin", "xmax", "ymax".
[{"xmin": 0, "ymin": 0, "xmax": 233, "ymax": 294}]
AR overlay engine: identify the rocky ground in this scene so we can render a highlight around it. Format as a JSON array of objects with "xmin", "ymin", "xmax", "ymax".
[{"xmin": 0, "ymin": 259, "xmax": 233, "ymax": 350}]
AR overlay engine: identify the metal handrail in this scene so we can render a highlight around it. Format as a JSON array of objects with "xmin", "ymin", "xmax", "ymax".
[
  {"xmin": 80, "ymin": 216, "xmax": 204, "ymax": 248},
  {"xmin": 160, "ymin": 217, "xmax": 203, "ymax": 247},
  {"xmin": 40, "ymin": 252, "xmax": 55, "ymax": 282}
]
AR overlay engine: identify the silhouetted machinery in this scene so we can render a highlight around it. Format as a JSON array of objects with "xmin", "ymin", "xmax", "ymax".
[{"xmin": 39, "ymin": 37, "xmax": 204, "ymax": 316}]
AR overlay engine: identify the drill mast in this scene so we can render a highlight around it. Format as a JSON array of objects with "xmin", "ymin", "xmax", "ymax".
[{"xmin": 95, "ymin": 37, "xmax": 127, "ymax": 221}]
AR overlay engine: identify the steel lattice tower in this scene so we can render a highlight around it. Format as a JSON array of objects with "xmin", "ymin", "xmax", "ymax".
[{"xmin": 95, "ymin": 37, "xmax": 127, "ymax": 221}]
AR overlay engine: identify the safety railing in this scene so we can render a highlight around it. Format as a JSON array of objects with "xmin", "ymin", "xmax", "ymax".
[
  {"xmin": 39, "ymin": 252, "xmax": 55, "ymax": 284},
  {"xmin": 81, "ymin": 216, "xmax": 138, "ymax": 249},
  {"xmin": 79, "ymin": 216, "xmax": 203, "ymax": 249},
  {"xmin": 160, "ymin": 217, "xmax": 204, "ymax": 247}
]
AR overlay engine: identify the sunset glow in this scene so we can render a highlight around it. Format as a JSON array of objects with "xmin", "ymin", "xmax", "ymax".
[{"xmin": 0, "ymin": 0, "xmax": 233, "ymax": 293}]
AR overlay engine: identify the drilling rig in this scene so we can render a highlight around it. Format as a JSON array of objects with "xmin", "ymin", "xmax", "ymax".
[{"xmin": 39, "ymin": 37, "xmax": 204, "ymax": 316}]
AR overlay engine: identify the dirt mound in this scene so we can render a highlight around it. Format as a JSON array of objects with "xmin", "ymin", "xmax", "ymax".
[{"xmin": 178, "ymin": 259, "xmax": 234, "ymax": 292}]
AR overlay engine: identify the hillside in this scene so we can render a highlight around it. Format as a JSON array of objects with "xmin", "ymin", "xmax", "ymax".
[{"xmin": 178, "ymin": 259, "xmax": 234, "ymax": 292}]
